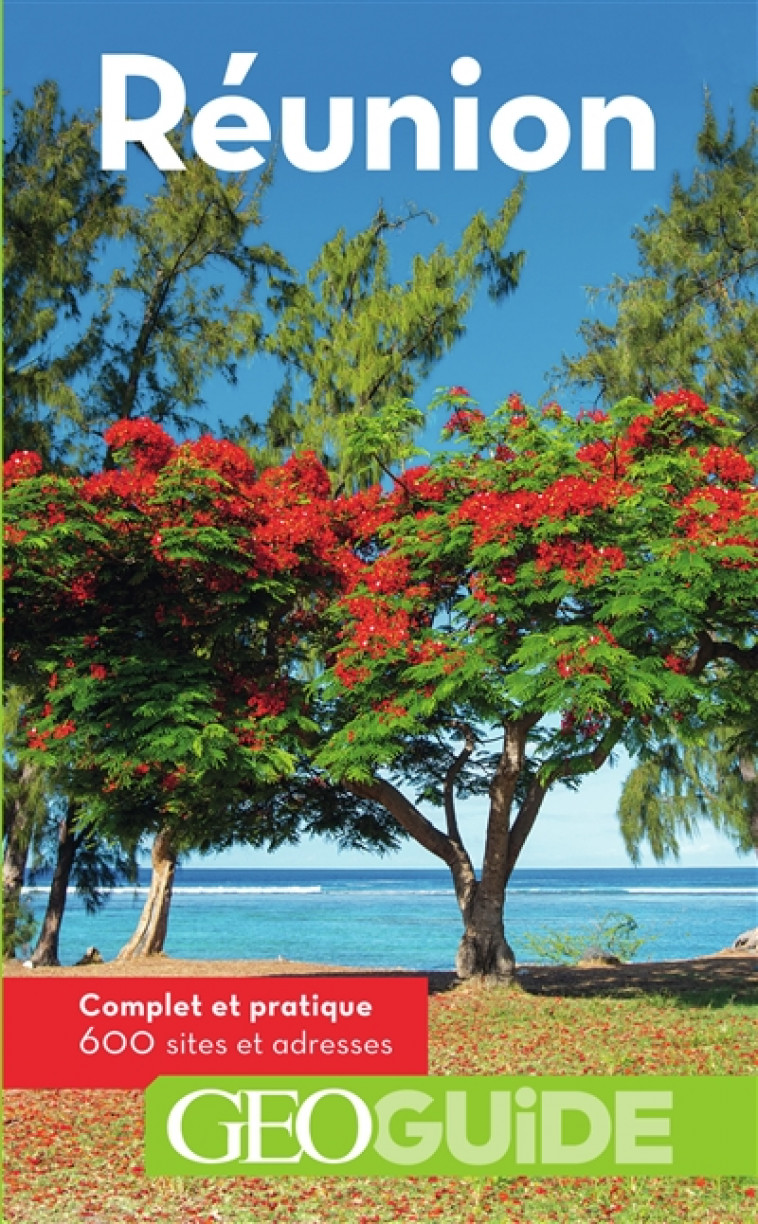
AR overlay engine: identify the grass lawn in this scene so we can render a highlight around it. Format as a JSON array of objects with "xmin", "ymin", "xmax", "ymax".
[{"xmin": 4, "ymin": 978, "xmax": 757, "ymax": 1222}]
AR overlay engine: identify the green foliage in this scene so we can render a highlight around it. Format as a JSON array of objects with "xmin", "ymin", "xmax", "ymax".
[
  {"xmin": 522, "ymin": 911, "xmax": 650, "ymax": 964},
  {"xmin": 89, "ymin": 127, "xmax": 285, "ymax": 447},
  {"xmin": 559, "ymin": 90, "xmax": 758, "ymax": 428},
  {"xmin": 3, "ymin": 85, "xmax": 285, "ymax": 469},
  {"xmin": 3, "ymin": 81, "xmax": 124, "ymax": 463},
  {"xmin": 340, "ymin": 399, "xmax": 428, "ymax": 483},
  {"xmin": 2, "ymin": 895, "xmax": 38, "ymax": 959},
  {"xmin": 618, "ymin": 728, "xmax": 756, "ymax": 862},
  {"xmin": 261, "ymin": 194, "xmax": 525, "ymax": 483}
]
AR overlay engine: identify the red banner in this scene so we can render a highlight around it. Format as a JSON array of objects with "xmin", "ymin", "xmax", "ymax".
[{"xmin": 3, "ymin": 976, "xmax": 428, "ymax": 1088}]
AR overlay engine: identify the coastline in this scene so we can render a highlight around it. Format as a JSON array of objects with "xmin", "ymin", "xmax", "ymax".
[{"xmin": 4, "ymin": 949, "xmax": 757, "ymax": 999}]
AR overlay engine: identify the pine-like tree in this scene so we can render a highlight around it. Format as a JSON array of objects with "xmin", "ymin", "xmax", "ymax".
[
  {"xmin": 558, "ymin": 88, "xmax": 758, "ymax": 868},
  {"xmin": 3, "ymin": 81, "xmax": 124, "ymax": 464},
  {"xmin": 254, "ymin": 195, "xmax": 525, "ymax": 484},
  {"xmin": 558, "ymin": 89, "xmax": 758, "ymax": 428}
]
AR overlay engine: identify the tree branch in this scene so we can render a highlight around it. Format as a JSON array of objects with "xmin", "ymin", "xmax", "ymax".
[
  {"xmin": 504, "ymin": 774, "xmax": 548, "ymax": 881},
  {"xmin": 691, "ymin": 631, "xmax": 758, "ymax": 674},
  {"xmin": 342, "ymin": 775, "xmax": 457, "ymax": 867},
  {"xmin": 443, "ymin": 724, "xmax": 476, "ymax": 845}
]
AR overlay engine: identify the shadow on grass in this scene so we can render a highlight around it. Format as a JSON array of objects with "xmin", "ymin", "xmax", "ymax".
[
  {"xmin": 265, "ymin": 956, "xmax": 758, "ymax": 1006},
  {"xmin": 513, "ymin": 954, "xmax": 758, "ymax": 1007},
  {"xmin": 5, "ymin": 953, "xmax": 756, "ymax": 1006}
]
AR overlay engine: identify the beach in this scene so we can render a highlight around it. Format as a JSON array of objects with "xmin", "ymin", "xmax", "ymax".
[{"xmin": 5, "ymin": 948, "xmax": 757, "ymax": 1001}]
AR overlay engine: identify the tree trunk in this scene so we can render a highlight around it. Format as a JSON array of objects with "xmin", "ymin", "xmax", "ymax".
[
  {"xmin": 116, "ymin": 827, "xmax": 177, "ymax": 960},
  {"xmin": 30, "ymin": 811, "xmax": 79, "ymax": 967},
  {"xmin": 3, "ymin": 765, "xmax": 38, "ymax": 957},
  {"xmin": 345, "ymin": 766, "xmax": 520, "ymax": 982},
  {"xmin": 452, "ymin": 721, "xmax": 534, "ymax": 982},
  {"xmin": 456, "ymin": 887, "xmax": 516, "ymax": 981}
]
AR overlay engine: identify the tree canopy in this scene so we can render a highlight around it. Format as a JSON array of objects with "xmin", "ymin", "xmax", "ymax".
[{"xmin": 6, "ymin": 389, "xmax": 756, "ymax": 974}]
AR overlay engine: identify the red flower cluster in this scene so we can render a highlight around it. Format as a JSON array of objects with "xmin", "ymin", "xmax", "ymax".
[
  {"xmin": 560, "ymin": 709, "xmax": 606, "ymax": 738},
  {"xmin": 623, "ymin": 414, "xmax": 654, "ymax": 451},
  {"xmin": 52, "ymin": 720, "xmax": 76, "ymax": 740},
  {"xmin": 577, "ymin": 408, "xmax": 609, "ymax": 423},
  {"xmin": 342, "ymin": 595, "xmax": 411, "ymax": 657},
  {"xmin": 4, "ymin": 450, "xmax": 43, "ymax": 487},
  {"xmin": 536, "ymin": 540, "xmax": 626, "ymax": 585},
  {"xmin": 372, "ymin": 698, "xmax": 408, "ymax": 721},
  {"xmin": 333, "ymin": 662, "xmax": 370, "ymax": 688},
  {"xmin": 677, "ymin": 485, "xmax": 751, "ymax": 540},
  {"xmin": 443, "ymin": 408, "xmax": 485, "ymax": 435},
  {"xmin": 652, "ymin": 388, "xmax": 710, "ymax": 415},
  {"xmin": 396, "ymin": 466, "xmax": 448, "ymax": 503},
  {"xmin": 359, "ymin": 553, "xmax": 411, "ymax": 595},
  {"xmin": 664, "ymin": 654, "xmax": 689, "ymax": 675},
  {"xmin": 541, "ymin": 402, "xmax": 563, "ymax": 420},
  {"xmin": 456, "ymin": 475, "xmax": 624, "ymax": 547},
  {"xmin": 105, "ymin": 418, "xmax": 176, "ymax": 474},
  {"xmin": 70, "ymin": 574, "xmax": 97, "ymax": 605},
  {"xmin": 81, "ymin": 469, "xmax": 154, "ymax": 505},
  {"xmin": 700, "ymin": 445, "xmax": 755, "ymax": 486},
  {"xmin": 183, "ymin": 435, "xmax": 256, "ymax": 487},
  {"xmin": 245, "ymin": 683, "xmax": 289, "ymax": 719}
]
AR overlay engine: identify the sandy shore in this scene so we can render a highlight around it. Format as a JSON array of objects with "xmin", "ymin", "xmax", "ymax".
[{"xmin": 4, "ymin": 949, "xmax": 757, "ymax": 998}]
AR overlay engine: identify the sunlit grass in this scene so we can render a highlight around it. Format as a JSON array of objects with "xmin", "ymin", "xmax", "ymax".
[{"xmin": 4, "ymin": 981, "xmax": 757, "ymax": 1222}]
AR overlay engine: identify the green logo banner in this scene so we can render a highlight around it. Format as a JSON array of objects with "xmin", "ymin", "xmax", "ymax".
[{"xmin": 145, "ymin": 1075, "xmax": 757, "ymax": 1177}]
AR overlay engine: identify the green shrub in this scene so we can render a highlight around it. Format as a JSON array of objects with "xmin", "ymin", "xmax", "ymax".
[{"xmin": 522, "ymin": 910, "xmax": 651, "ymax": 965}]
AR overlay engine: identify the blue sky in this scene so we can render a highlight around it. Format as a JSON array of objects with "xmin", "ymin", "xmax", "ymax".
[{"xmin": 6, "ymin": 1, "xmax": 757, "ymax": 869}]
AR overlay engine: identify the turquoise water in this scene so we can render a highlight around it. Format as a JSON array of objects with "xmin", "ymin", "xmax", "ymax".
[{"xmin": 22, "ymin": 866, "xmax": 756, "ymax": 969}]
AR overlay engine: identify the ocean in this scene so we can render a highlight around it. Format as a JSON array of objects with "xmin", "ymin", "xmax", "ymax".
[{"xmin": 21, "ymin": 866, "xmax": 757, "ymax": 969}]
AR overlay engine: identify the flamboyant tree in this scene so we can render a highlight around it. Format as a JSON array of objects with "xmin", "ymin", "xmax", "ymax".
[
  {"xmin": 3, "ymin": 424, "xmax": 400, "ymax": 960},
  {"xmin": 314, "ymin": 388, "xmax": 757, "ymax": 977}
]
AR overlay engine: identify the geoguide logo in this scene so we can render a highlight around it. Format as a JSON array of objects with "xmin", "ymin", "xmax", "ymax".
[{"xmin": 145, "ymin": 1075, "xmax": 757, "ymax": 1177}]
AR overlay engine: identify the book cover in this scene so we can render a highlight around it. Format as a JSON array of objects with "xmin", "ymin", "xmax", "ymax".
[{"xmin": 4, "ymin": 2, "xmax": 757, "ymax": 1221}]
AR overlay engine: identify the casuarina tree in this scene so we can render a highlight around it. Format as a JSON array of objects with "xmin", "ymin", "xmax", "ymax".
[
  {"xmin": 558, "ymin": 88, "xmax": 758, "ymax": 864},
  {"xmin": 558, "ymin": 89, "xmax": 758, "ymax": 427},
  {"xmin": 258, "ymin": 195, "xmax": 525, "ymax": 482}
]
